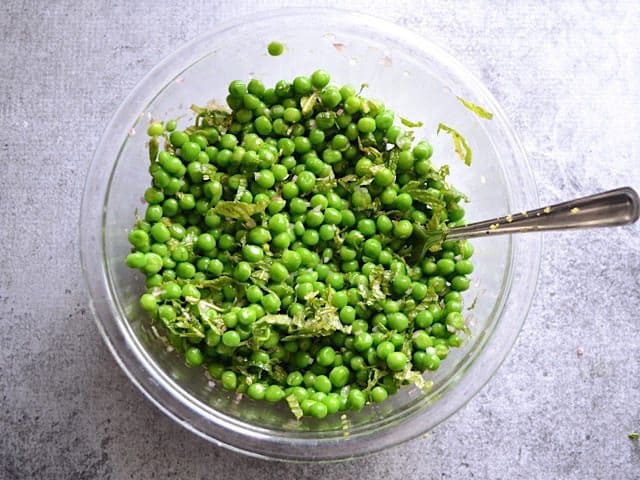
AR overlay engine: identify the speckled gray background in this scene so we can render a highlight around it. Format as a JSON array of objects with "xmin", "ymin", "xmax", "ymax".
[{"xmin": 1, "ymin": 1, "xmax": 639, "ymax": 478}]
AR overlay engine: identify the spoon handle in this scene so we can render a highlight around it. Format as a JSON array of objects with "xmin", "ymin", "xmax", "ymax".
[{"xmin": 446, "ymin": 187, "xmax": 640, "ymax": 242}]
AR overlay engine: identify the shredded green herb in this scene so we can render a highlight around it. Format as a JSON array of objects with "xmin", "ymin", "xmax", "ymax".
[
  {"xmin": 286, "ymin": 395, "xmax": 304, "ymax": 420},
  {"xmin": 148, "ymin": 137, "xmax": 159, "ymax": 162},
  {"xmin": 401, "ymin": 181, "xmax": 447, "ymax": 210},
  {"xmin": 456, "ymin": 96, "xmax": 494, "ymax": 120},
  {"xmin": 190, "ymin": 104, "xmax": 232, "ymax": 132},
  {"xmin": 400, "ymin": 117, "xmax": 424, "ymax": 128},
  {"xmin": 212, "ymin": 201, "xmax": 268, "ymax": 227},
  {"xmin": 437, "ymin": 123, "xmax": 473, "ymax": 166},
  {"xmin": 301, "ymin": 92, "xmax": 320, "ymax": 116}
]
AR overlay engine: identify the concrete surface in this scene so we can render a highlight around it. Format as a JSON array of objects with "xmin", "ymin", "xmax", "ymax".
[{"xmin": 1, "ymin": 0, "xmax": 639, "ymax": 478}]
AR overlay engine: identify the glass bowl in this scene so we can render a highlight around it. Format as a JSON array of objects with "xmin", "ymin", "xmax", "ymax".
[{"xmin": 80, "ymin": 8, "xmax": 540, "ymax": 462}]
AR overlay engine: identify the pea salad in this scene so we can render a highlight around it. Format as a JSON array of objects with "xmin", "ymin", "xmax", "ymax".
[{"xmin": 125, "ymin": 70, "xmax": 476, "ymax": 419}]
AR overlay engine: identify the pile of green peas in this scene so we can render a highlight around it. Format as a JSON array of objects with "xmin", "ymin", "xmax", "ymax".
[{"xmin": 126, "ymin": 70, "xmax": 474, "ymax": 419}]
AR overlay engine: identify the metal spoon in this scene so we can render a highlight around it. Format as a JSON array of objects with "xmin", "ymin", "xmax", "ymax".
[{"xmin": 411, "ymin": 186, "xmax": 639, "ymax": 261}]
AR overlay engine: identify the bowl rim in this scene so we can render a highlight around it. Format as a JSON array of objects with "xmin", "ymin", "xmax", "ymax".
[{"xmin": 80, "ymin": 6, "xmax": 541, "ymax": 462}]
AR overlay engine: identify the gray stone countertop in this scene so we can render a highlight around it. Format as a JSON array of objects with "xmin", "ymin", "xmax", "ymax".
[{"xmin": 1, "ymin": 1, "xmax": 639, "ymax": 478}]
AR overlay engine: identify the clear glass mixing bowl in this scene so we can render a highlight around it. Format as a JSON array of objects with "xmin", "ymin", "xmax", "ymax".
[{"xmin": 80, "ymin": 8, "xmax": 541, "ymax": 462}]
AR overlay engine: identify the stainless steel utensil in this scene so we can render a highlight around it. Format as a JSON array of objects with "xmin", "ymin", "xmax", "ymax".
[{"xmin": 411, "ymin": 187, "xmax": 639, "ymax": 261}]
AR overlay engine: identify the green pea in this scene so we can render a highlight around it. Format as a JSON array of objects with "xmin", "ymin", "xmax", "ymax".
[
  {"xmin": 245, "ymin": 285, "xmax": 263, "ymax": 304},
  {"xmin": 391, "ymin": 274, "xmax": 411, "ymax": 295},
  {"xmin": 293, "ymin": 75, "xmax": 312, "ymax": 94},
  {"xmin": 341, "ymin": 210, "xmax": 356, "ymax": 227},
  {"xmin": 181, "ymin": 284, "xmax": 200, "ymax": 301},
  {"xmin": 221, "ymin": 371, "xmax": 237, "ymax": 390},
  {"xmin": 386, "ymin": 352, "xmax": 408, "ymax": 371},
  {"xmin": 263, "ymin": 385, "xmax": 285, "ymax": 403},
  {"xmin": 357, "ymin": 117, "xmax": 376, "ymax": 133},
  {"xmin": 222, "ymin": 330, "xmax": 241, "ymax": 347},
  {"xmin": 357, "ymin": 219, "xmax": 376, "ymax": 237},
  {"xmin": 308, "ymin": 401, "xmax": 328, "ymax": 418},
  {"xmin": 412, "ymin": 330, "xmax": 433, "ymax": 350},
  {"xmin": 444, "ymin": 300, "xmax": 463, "ymax": 315},
  {"xmin": 393, "ymin": 193, "xmax": 413, "ymax": 211},
  {"xmin": 242, "ymin": 244, "xmax": 264, "ymax": 262},
  {"xmin": 456, "ymin": 259, "xmax": 474, "ymax": 275},
  {"xmin": 375, "ymin": 111, "xmax": 394, "ymax": 130},
  {"xmin": 374, "ymin": 167, "xmax": 395, "ymax": 187},
  {"xmin": 208, "ymin": 259, "xmax": 224, "ymax": 276},
  {"xmin": 233, "ymin": 262, "xmax": 252, "ymax": 281},
  {"xmin": 182, "ymin": 348, "xmax": 204, "ymax": 369},
  {"xmin": 451, "ymin": 275, "xmax": 470, "ymax": 291},
  {"xmin": 314, "ymin": 375, "xmax": 332, "ymax": 394},
  {"xmin": 322, "ymin": 394, "xmax": 341, "ymax": 415},
  {"xmin": 296, "ymin": 171, "xmax": 316, "ymax": 193},
  {"xmin": 205, "ymin": 329, "xmax": 220, "ymax": 347},
  {"xmin": 196, "ymin": 233, "xmax": 215, "ymax": 252},
  {"xmin": 414, "ymin": 309, "xmax": 433, "ymax": 329},
  {"xmin": 247, "ymin": 383, "xmax": 267, "ymax": 400},
  {"xmin": 413, "ymin": 141, "xmax": 433, "ymax": 160},
  {"xmin": 362, "ymin": 238, "xmax": 382, "ymax": 260},
  {"xmin": 376, "ymin": 341, "xmax": 395, "ymax": 360},
  {"xmin": 176, "ymin": 262, "xmax": 196, "ymax": 279},
  {"xmin": 394, "ymin": 219, "xmax": 414, "ymax": 239},
  {"xmin": 316, "ymin": 346, "xmax": 337, "ymax": 367},
  {"xmin": 143, "ymin": 253, "xmax": 163, "ymax": 274},
  {"xmin": 348, "ymin": 389, "xmax": 366, "ymax": 411},
  {"xmin": 169, "ymin": 130, "xmax": 188, "ymax": 147},
  {"xmin": 128, "ymin": 228, "xmax": 150, "ymax": 248},
  {"xmin": 436, "ymin": 258, "xmax": 456, "ymax": 276},
  {"xmin": 261, "ymin": 292, "xmax": 281, "ymax": 313},
  {"xmin": 339, "ymin": 306, "xmax": 356, "ymax": 324},
  {"xmin": 388, "ymin": 312, "xmax": 409, "ymax": 331},
  {"xmin": 425, "ymin": 353, "xmax": 441, "ymax": 370},
  {"xmin": 354, "ymin": 333, "xmax": 373, "ymax": 352},
  {"xmin": 139, "ymin": 293, "xmax": 157, "ymax": 311},
  {"xmin": 309, "ymin": 129, "xmax": 325, "ymax": 145},
  {"xmin": 370, "ymin": 386, "xmax": 388, "ymax": 403},
  {"xmin": 126, "ymin": 252, "xmax": 146, "ymax": 269},
  {"xmin": 344, "ymin": 96, "xmax": 362, "ymax": 114}
]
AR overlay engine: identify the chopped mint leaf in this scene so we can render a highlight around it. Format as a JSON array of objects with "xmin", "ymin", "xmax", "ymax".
[
  {"xmin": 437, "ymin": 123, "xmax": 472, "ymax": 166},
  {"xmin": 400, "ymin": 117, "xmax": 424, "ymax": 128},
  {"xmin": 357, "ymin": 136, "xmax": 383, "ymax": 161},
  {"xmin": 388, "ymin": 149, "xmax": 400, "ymax": 174},
  {"xmin": 456, "ymin": 96, "xmax": 494, "ymax": 120},
  {"xmin": 195, "ymin": 276, "xmax": 236, "ymax": 293},
  {"xmin": 148, "ymin": 137, "xmax": 159, "ymax": 162},
  {"xmin": 283, "ymin": 297, "xmax": 351, "ymax": 340},
  {"xmin": 190, "ymin": 105, "xmax": 232, "ymax": 133},
  {"xmin": 364, "ymin": 266, "xmax": 392, "ymax": 307},
  {"xmin": 301, "ymin": 92, "xmax": 320, "ymax": 116},
  {"xmin": 257, "ymin": 314, "xmax": 294, "ymax": 327},
  {"xmin": 401, "ymin": 181, "xmax": 446, "ymax": 210},
  {"xmin": 159, "ymin": 301, "xmax": 206, "ymax": 340},
  {"xmin": 394, "ymin": 368, "xmax": 432, "ymax": 393},
  {"xmin": 212, "ymin": 200, "xmax": 268, "ymax": 227},
  {"xmin": 286, "ymin": 395, "xmax": 304, "ymax": 420},
  {"xmin": 315, "ymin": 176, "xmax": 337, "ymax": 193}
]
